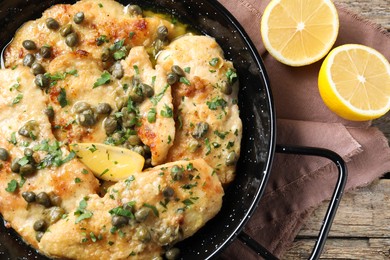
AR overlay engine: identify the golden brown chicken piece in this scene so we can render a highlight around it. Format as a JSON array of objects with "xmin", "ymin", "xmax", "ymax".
[
  {"xmin": 0, "ymin": 67, "xmax": 99, "ymax": 250},
  {"xmin": 39, "ymin": 159, "xmax": 223, "ymax": 260},
  {"xmin": 157, "ymin": 35, "xmax": 243, "ymax": 185}
]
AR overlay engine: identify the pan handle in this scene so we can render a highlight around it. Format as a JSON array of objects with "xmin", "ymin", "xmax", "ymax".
[{"xmin": 237, "ymin": 144, "xmax": 348, "ymax": 260}]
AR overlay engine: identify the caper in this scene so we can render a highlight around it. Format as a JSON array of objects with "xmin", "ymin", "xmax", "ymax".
[
  {"xmin": 128, "ymin": 5, "xmax": 142, "ymax": 16},
  {"xmin": 136, "ymin": 226, "xmax": 151, "ymax": 242},
  {"xmin": 39, "ymin": 46, "xmax": 52, "ymax": 59},
  {"xmin": 220, "ymin": 81, "xmax": 233, "ymax": 95},
  {"xmin": 226, "ymin": 151, "xmax": 237, "ymax": 166},
  {"xmin": 73, "ymin": 102, "xmax": 91, "ymax": 114},
  {"xmin": 191, "ymin": 122, "xmax": 209, "ymax": 139},
  {"xmin": 0, "ymin": 148, "xmax": 9, "ymax": 161},
  {"xmin": 162, "ymin": 187, "xmax": 175, "ymax": 198},
  {"xmin": 22, "ymin": 191, "xmax": 36, "ymax": 203},
  {"xmin": 22, "ymin": 40, "xmax": 37, "ymax": 50},
  {"xmin": 65, "ymin": 32, "xmax": 79, "ymax": 47},
  {"xmin": 171, "ymin": 65, "xmax": 185, "ymax": 76},
  {"xmin": 103, "ymin": 116, "xmax": 118, "ymax": 135},
  {"xmin": 18, "ymin": 120, "xmax": 39, "ymax": 139},
  {"xmin": 165, "ymin": 248, "xmax": 180, "ymax": 260},
  {"xmin": 49, "ymin": 193, "xmax": 62, "ymax": 206},
  {"xmin": 31, "ymin": 63, "xmax": 45, "ymax": 76},
  {"xmin": 140, "ymin": 83, "xmax": 154, "ymax": 98},
  {"xmin": 73, "ymin": 12, "xmax": 85, "ymax": 24},
  {"xmin": 20, "ymin": 164, "xmax": 35, "ymax": 176},
  {"xmin": 35, "ymin": 231, "xmax": 44, "ymax": 242},
  {"xmin": 153, "ymin": 39, "xmax": 164, "ymax": 55},
  {"xmin": 188, "ymin": 140, "xmax": 200, "ymax": 152},
  {"xmin": 33, "ymin": 219, "xmax": 46, "ymax": 231},
  {"xmin": 111, "ymin": 132, "xmax": 123, "ymax": 143},
  {"xmin": 122, "ymin": 110, "xmax": 137, "ymax": 128},
  {"xmin": 129, "ymin": 85, "xmax": 144, "ymax": 103},
  {"xmin": 96, "ymin": 103, "xmax": 112, "ymax": 114},
  {"xmin": 44, "ymin": 107, "xmax": 55, "ymax": 120},
  {"xmin": 111, "ymin": 215, "xmax": 128, "ymax": 228},
  {"xmin": 122, "ymin": 202, "xmax": 134, "ymax": 212},
  {"xmin": 46, "ymin": 206, "xmax": 65, "ymax": 224},
  {"xmin": 127, "ymin": 135, "xmax": 141, "ymax": 146},
  {"xmin": 110, "ymin": 62, "xmax": 124, "ymax": 79},
  {"xmin": 23, "ymin": 148, "xmax": 33, "ymax": 157},
  {"xmin": 166, "ymin": 72, "xmax": 178, "ymax": 85},
  {"xmin": 35, "ymin": 74, "xmax": 50, "ymax": 89},
  {"xmin": 171, "ymin": 165, "xmax": 184, "ymax": 181},
  {"xmin": 159, "ymin": 230, "xmax": 177, "ymax": 246},
  {"xmin": 78, "ymin": 112, "xmax": 96, "ymax": 127},
  {"xmin": 143, "ymin": 158, "xmax": 152, "ymax": 169},
  {"xmin": 101, "ymin": 48, "xmax": 110, "ymax": 61},
  {"xmin": 143, "ymin": 145, "xmax": 151, "ymax": 156},
  {"xmin": 46, "ymin": 18, "xmax": 60, "ymax": 30},
  {"xmin": 11, "ymin": 158, "xmax": 20, "ymax": 173},
  {"xmin": 115, "ymin": 96, "xmax": 128, "ymax": 110},
  {"xmin": 156, "ymin": 26, "xmax": 168, "ymax": 40},
  {"xmin": 134, "ymin": 207, "xmax": 151, "ymax": 222},
  {"xmin": 60, "ymin": 24, "xmax": 73, "ymax": 37},
  {"xmin": 36, "ymin": 192, "xmax": 51, "ymax": 208},
  {"xmin": 131, "ymin": 145, "xmax": 145, "ymax": 157},
  {"xmin": 23, "ymin": 54, "xmax": 36, "ymax": 67}
]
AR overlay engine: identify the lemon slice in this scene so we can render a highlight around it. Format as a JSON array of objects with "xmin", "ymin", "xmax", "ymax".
[
  {"xmin": 318, "ymin": 44, "xmax": 390, "ymax": 121},
  {"xmin": 261, "ymin": 0, "xmax": 339, "ymax": 66},
  {"xmin": 71, "ymin": 143, "xmax": 145, "ymax": 181}
]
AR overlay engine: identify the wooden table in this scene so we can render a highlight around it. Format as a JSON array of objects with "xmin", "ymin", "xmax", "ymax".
[{"xmin": 285, "ymin": 1, "xmax": 390, "ymax": 259}]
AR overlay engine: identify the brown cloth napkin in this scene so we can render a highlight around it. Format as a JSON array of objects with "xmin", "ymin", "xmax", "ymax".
[{"xmin": 217, "ymin": 0, "xmax": 390, "ymax": 258}]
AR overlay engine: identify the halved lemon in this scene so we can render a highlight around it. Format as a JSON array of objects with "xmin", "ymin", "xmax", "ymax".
[
  {"xmin": 71, "ymin": 143, "xmax": 145, "ymax": 181},
  {"xmin": 318, "ymin": 44, "xmax": 390, "ymax": 121},
  {"xmin": 261, "ymin": 0, "xmax": 339, "ymax": 66}
]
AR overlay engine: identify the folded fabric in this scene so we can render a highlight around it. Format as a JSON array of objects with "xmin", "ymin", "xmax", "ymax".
[{"xmin": 217, "ymin": 0, "xmax": 390, "ymax": 258}]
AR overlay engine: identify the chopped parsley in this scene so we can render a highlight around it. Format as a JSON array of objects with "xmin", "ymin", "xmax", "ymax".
[
  {"xmin": 9, "ymin": 132, "xmax": 17, "ymax": 145},
  {"xmin": 129, "ymin": 31, "xmax": 135, "ymax": 39},
  {"xmin": 33, "ymin": 140, "xmax": 76, "ymax": 169},
  {"xmin": 184, "ymin": 67, "xmax": 191, "ymax": 73},
  {"xmin": 5, "ymin": 180, "xmax": 18, "ymax": 193},
  {"xmin": 206, "ymin": 97, "xmax": 228, "ymax": 111},
  {"xmin": 209, "ymin": 57, "xmax": 219, "ymax": 67},
  {"xmin": 10, "ymin": 82, "xmax": 20, "ymax": 92},
  {"xmin": 143, "ymin": 203, "xmax": 159, "ymax": 217},
  {"xmin": 205, "ymin": 138, "xmax": 211, "ymax": 155},
  {"xmin": 133, "ymin": 65, "xmax": 140, "ymax": 75},
  {"xmin": 182, "ymin": 198, "xmax": 194, "ymax": 207},
  {"xmin": 87, "ymin": 144, "xmax": 98, "ymax": 153},
  {"xmin": 151, "ymin": 84, "xmax": 169, "ymax": 105},
  {"xmin": 96, "ymin": 35, "xmax": 109, "ymax": 46},
  {"xmin": 109, "ymin": 201, "xmax": 136, "ymax": 219},
  {"xmin": 93, "ymin": 71, "xmax": 111, "ymax": 88},
  {"xmin": 226, "ymin": 68, "xmax": 238, "ymax": 84},
  {"xmin": 75, "ymin": 177, "xmax": 82, "ymax": 183},
  {"xmin": 74, "ymin": 197, "xmax": 93, "ymax": 224},
  {"xmin": 100, "ymin": 168, "xmax": 109, "ymax": 176},
  {"xmin": 147, "ymin": 108, "xmax": 157, "ymax": 123},
  {"xmin": 179, "ymin": 77, "xmax": 190, "ymax": 86},
  {"xmin": 57, "ymin": 88, "xmax": 68, "ymax": 107},
  {"xmin": 109, "ymin": 39, "xmax": 127, "ymax": 61},
  {"xmin": 160, "ymin": 104, "xmax": 173, "ymax": 118},
  {"xmin": 12, "ymin": 93, "xmax": 23, "ymax": 105},
  {"xmin": 214, "ymin": 130, "xmax": 229, "ymax": 139}
]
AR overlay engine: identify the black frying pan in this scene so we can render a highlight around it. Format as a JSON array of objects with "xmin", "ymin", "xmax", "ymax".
[{"xmin": 0, "ymin": 0, "xmax": 347, "ymax": 259}]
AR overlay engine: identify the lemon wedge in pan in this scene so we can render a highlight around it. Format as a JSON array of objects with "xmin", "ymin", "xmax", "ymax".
[{"xmin": 71, "ymin": 143, "xmax": 145, "ymax": 181}]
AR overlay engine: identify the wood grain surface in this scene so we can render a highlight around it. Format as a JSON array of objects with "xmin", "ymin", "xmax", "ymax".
[{"xmin": 285, "ymin": 1, "xmax": 390, "ymax": 259}]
